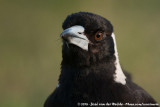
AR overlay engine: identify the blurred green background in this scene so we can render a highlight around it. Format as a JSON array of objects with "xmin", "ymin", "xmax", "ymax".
[{"xmin": 0, "ymin": 0, "xmax": 160, "ymax": 106}]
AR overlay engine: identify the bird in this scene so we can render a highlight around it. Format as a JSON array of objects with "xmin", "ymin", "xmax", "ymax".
[{"xmin": 44, "ymin": 12, "xmax": 158, "ymax": 107}]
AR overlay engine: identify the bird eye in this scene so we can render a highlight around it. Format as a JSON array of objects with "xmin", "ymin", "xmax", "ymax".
[{"xmin": 95, "ymin": 32, "xmax": 103, "ymax": 41}]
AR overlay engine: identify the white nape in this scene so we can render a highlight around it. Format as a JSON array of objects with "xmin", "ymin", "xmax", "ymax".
[
  {"xmin": 111, "ymin": 33, "xmax": 126, "ymax": 85},
  {"xmin": 56, "ymin": 83, "xmax": 60, "ymax": 88}
]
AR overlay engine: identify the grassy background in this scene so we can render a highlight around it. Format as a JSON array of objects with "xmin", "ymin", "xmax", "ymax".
[{"xmin": 0, "ymin": 0, "xmax": 160, "ymax": 106}]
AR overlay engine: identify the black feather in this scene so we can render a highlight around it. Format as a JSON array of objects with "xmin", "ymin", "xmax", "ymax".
[{"xmin": 44, "ymin": 12, "xmax": 158, "ymax": 107}]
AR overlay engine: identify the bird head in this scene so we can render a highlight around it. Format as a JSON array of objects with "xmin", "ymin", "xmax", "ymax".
[
  {"xmin": 60, "ymin": 12, "xmax": 126, "ymax": 84},
  {"xmin": 60, "ymin": 12, "xmax": 115, "ymax": 66}
]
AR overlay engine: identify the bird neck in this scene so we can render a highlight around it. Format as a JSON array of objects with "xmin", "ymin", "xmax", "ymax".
[{"xmin": 60, "ymin": 55, "xmax": 116, "ymax": 87}]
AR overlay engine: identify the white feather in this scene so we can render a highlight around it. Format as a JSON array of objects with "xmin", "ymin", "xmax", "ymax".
[
  {"xmin": 111, "ymin": 33, "xmax": 126, "ymax": 85},
  {"xmin": 56, "ymin": 83, "xmax": 60, "ymax": 88}
]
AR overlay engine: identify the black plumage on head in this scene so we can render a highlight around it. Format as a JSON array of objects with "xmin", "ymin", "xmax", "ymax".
[
  {"xmin": 44, "ymin": 12, "xmax": 158, "ymax": 107},
  {"xmin": 62, "ymin": 12, "xmax": 115, "ymax": 67}
]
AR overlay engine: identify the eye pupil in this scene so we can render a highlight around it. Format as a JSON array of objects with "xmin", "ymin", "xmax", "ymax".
[{"xmin": 96, "ymin": 34, "xmax": 100, "ymax": 38}]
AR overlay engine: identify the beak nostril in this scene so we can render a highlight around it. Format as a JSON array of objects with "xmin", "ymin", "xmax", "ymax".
[{"xmin": 78, "ymin": 32, "xmax": 82, "ymax": 34}]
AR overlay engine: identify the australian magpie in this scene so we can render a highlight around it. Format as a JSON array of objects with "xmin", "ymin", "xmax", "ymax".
[{"xmin": 44, "ymin": 12, "xmax": 158, "ymax": 107}]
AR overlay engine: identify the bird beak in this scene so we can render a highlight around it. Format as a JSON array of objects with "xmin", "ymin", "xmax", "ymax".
[{"xmin": 60, "ymin": 25, "xmax": 89, "ymax": 51}]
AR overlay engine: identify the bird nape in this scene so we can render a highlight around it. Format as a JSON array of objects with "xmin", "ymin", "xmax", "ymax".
[{"xmin": 44, "ymin": 12, "xmax": 158, "ymax": 107}]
